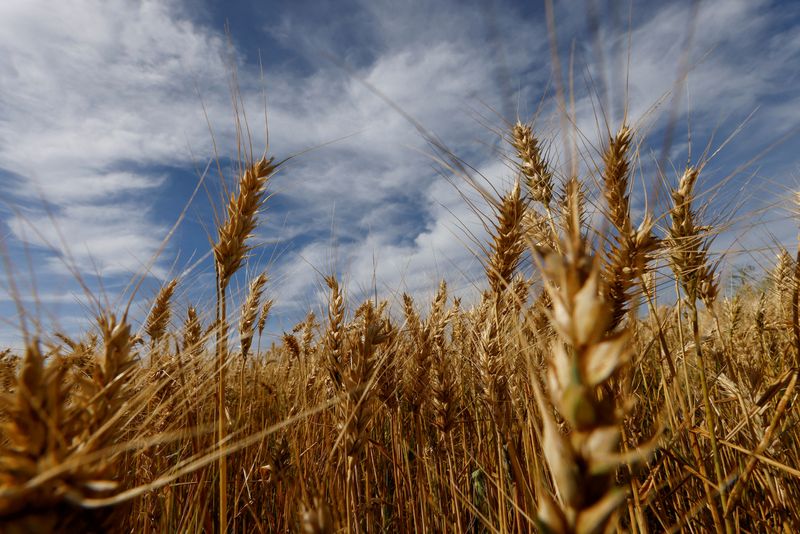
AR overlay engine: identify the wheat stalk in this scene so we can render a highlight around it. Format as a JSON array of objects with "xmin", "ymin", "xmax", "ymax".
[
  {"xmin": 212, "ymin": 155, "xmax": 274, "ymax": 530},
  {"xmin": 666, "ymin": 166, "xmax": 729, "ymax": 529}
]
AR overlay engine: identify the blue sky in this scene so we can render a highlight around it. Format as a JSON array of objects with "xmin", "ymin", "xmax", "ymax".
[{"xmin": 1, "ymin": 0, "xmax": 799, "ymax": 348}]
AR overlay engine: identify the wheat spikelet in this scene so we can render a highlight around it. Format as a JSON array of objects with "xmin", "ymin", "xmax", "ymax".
[
  {"xmin": 478, "ymin": 175, "xmax": 516, "ymax": 434},
  {"xmin": 181, "ymin": 305, "xmax": 203, "ymax": 357},
  {"xmin": 601, "ymin": 126, "xmax": 633, "ymax": 233},
  {"xmin": 324, "ymin": 276, "xmax": 346, "ymax": 390},
  {"xmin": 0, "ymin": 350, "xmax": 15, "ymax": 391},
  {"xmin": 533, "ymin": 240, "xmax": 643, "ymax": 534},
  {"xmin": 512, "ymin": 121, "xmax": 554, "ymax": 206},
  {"xmin": 402, "ymin": 293, "xmax": 421, "ymax": 337},
  {"xmin": 603, "ymin": 214, "xmax": 660, "ymax": 330},
  {"xmin": 213, "ymin": 157, "xmax": 275, "ymax": 288},
  {"xmin": 666, "ymin": 166, "xmax": 728, "ymax": 524},
  {"xmin": 524, "ymin": 209, "xmax": 556, "ymax": 252},
  {"xmin": 283, "ymin": 332, "xmax": 301, "ymax": 362},
  {"xmin": 774, "ymin": 247, "xmax": 794, "ymax": 292},
  {"xmin": 0, "ymin": 342, "xmax": 69, "ymax": 523},
  {"xmin": 86, "ymin": 313, "xmax": 136, "ymax": 437},
  {"xmin": 212, "ymin": 155, "xmax": 274, "ymax": 529},
  {"xmin": 144, "ymin": 279, "xmax": 178, "ymax": 346},
  {"xmin": 339, "ymin": 301, "xmax": 390, "ymax": 457},
  {"xmin": 405, "ymin": 283, "xmax": 447, "ymax": 415},
  {"xmin": 560, "ymin": 176, "xmax": 586, "ymax": 243},
  {"xmin": 486, "ymin": 180, "xmax": 526, "ymax": 298},
  {"xmin": 475, "ymin": 305, "xmax": 511, "ymax": 431},
  {"xmin": 0, "ymin": 341, "xmax": 66, "ymax": 484},
  {"xmin": 0, "ymin": 339, "xmax": 124, "ymax": 530},
  {"xmin": 257, "ymin": 298, "xmax": 273, "ymax": 338},
  {"xmin": 425, "ymin": 281, "xmax": 458, "ymax": 433},
  {"xmin": 239, "ymin": 273, "xmax": 268, "ymax": 360},
  {"xmin": 773, "ymin": 247, "xmax": 795, "ymax": 322},
  {"xmin": 300, "ymin": 312, "xmax": 318, "ymax": 357},
  {"xmin": 374, "ymin": 339, "xmax": 400, "ymax": 411},
  {"xmin": 666, "ymin": 167, "xmax": 719, "ymax": 306}
]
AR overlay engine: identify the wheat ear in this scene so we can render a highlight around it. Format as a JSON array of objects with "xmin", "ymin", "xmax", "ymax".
[
  {"xmin": 486, "ymin": 179, "xmax": 526, "ymax": 298},
  {"xmin": 239, "ymin": 273, "xmax": 268, "ymax": 360},
  {"xmin": 512, "ymin": 121, "xmax": 554, "ymax": 207},
  {"xmin": 144, "ymin": 279, "xmax": 178, "ymax": 349},
  {"xmin": 534, "ymin": 238, "xmax": 649, "ymax": 533},
  {"xmin": 600, "ymin": 127, "xmax": 659, "ymax": 329}
]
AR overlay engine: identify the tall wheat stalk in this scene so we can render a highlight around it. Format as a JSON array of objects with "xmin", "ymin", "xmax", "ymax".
[
  {"xmin": 212, "ymin": 155, "xmax": 274, "ymax": 530},
  {"xmin": 666, "ymin": 166, "xmax": 729, "ymax": 532}
]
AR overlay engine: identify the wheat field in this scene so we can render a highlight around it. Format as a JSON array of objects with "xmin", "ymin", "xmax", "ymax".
[{"xmin": 1, "ymin": 77, "xmax": 799, "ymax": 534}]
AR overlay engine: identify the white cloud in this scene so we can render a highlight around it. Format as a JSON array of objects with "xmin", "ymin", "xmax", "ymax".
[
  {"xmin": 261, "ymin": 0, "xmax": 800, "ymax": 318},
  {"xmin": 7, "ymin": 202, "xmax": 168, "ymax": 277},
  {"xmin": 1, "ymin": 0, "xmax": 798, "ymax": 349},
  {"xmin": 0, "ymin": 0, "xmax": 242, "ymax": 276}
]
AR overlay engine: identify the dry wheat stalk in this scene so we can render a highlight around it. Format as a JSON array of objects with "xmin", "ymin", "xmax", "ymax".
[
  {"xmin": 666, "ymin": 165, "xmax": 728, "ymax": 526},
  {"xmin": 212, "ymin": 155, "xmax": 274, "ymax": 530}
]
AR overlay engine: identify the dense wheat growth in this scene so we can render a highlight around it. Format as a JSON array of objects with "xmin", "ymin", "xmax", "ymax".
[{"xmin": 2, "ymin": 99, "xmax": 799, "ymax": 533}]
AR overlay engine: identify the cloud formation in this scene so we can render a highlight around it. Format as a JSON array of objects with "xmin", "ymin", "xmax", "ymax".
[{"xmin": 1, "ymin": 0, "xmax": 798, "ymax": 346}]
